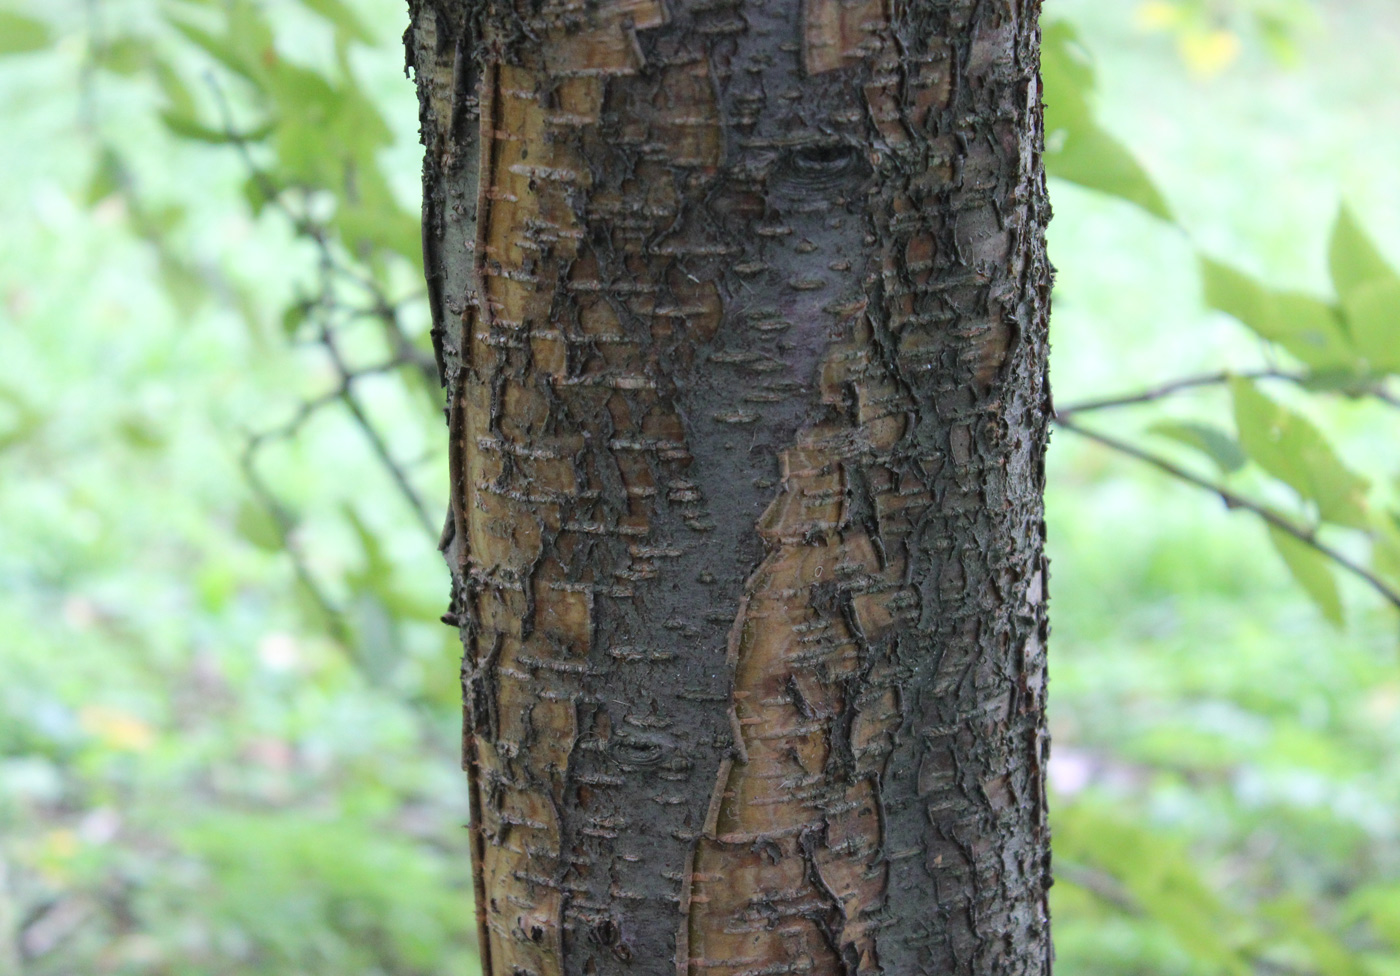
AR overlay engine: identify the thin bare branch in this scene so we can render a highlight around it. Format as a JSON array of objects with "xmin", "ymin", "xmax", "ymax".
[
  {"xmin": 238, "ymin": 444, "xmax": 350, "ymax": 646},
  {"xmin": 318, "ymin": 326, "xmax": 437, "ymax": 537},
  {"xmin": 1053, "ymin": 414, "xmax": 1400, "ymax": 613},
  {"xmin": 246, "ymin": 357, "xmax": 411, "ymax": 449},
  {"xmin": 1056, "ymin": 368, "xmax": 1400, "ymax": 416}
]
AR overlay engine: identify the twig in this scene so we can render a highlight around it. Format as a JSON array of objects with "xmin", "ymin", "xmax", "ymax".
[
  {"xmin": 239, "ymin": 445, "xmax": 350, "ymax": 646},
  {"xmin": 1056, "ymin": 368, "xmax": 1400, "ymax": 416},
  {"xmin": 1053, "ymin": 414, "xmax": 1400, "ymax": 612},
  {"xmin": 213, "ymin": 75, "xmax": 439, "ymax": 398},
  {"xmin": 207, "ymin": 75, "xmax": 438, "ymax": 539},
  {"xmin": 245, "ymin": 357, "xmax": 410, "ymax": 448},
  {"xmin": 319, "ymin": 327, "xmax": 437, "ymax": 537},
  {"xmin": 1058, "ymin": 369, "xmax": 1292, "ymax": 415}
]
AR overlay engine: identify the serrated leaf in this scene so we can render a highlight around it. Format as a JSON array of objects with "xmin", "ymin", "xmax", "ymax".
[
  {"xmin": 1230, "ymin": 378, "xmax": 1370, "ymax": 528},
  {"xmin": 0, "ymin": 11, "xmax": 51, "ymax": 54},
  {"xmin": 1341, "ymin": 275, "xmax": 1400, "ymax": 374},
  {"xmin": 1201, "ymin": 257, "xmax": 1353, "ymax": 369},
  {"xmin": 1329, "ymin": 205, "xmax": 1395, "ymax": 304},
  {"xmin": 1267, "ymin": 525, "xmax": 1343, "ymax": 627},
  {"xmin": 1149, "ymin": 420, "xmax": 1246, "ymax": 474}
]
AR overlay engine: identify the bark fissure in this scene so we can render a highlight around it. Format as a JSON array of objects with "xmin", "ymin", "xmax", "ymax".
[{"xmin": 409, "ymin": 0, "xmax": 1052, "ymax": 973}]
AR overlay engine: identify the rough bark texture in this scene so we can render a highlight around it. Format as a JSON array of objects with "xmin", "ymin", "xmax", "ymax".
[{"xmin": 409, "ymin": 1, "xmax": 1053, "ymax": 973}]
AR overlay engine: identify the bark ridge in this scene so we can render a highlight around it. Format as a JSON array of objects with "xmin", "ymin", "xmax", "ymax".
[{"xmin": 409, "ymin": 0, "xmax": 1053, "ymax": 973}]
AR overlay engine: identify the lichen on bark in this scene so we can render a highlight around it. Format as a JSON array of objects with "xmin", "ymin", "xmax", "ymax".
[{"xmin": 409, "ymin": 0, "xmax": 1053, "ymax": 973}]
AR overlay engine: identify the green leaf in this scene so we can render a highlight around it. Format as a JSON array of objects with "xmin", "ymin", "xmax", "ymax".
[
  {"xmin": 1042, "ymin": 22, "xmax": 1172, "ymax": 221},
  {"xmin": 117, "ymin": 413, "xmax": 166, "ymax": 451},
  {"xmin": 280, "ymin": 300, "xmax": 309, "ymax": 335},
  {"xmin": 1272, "ymin": 292, "xmax": 1353, "ymax": 365},
  {"xmin": 241, "ymin": 174, "xmax": 277, "ymax": 217},
  {"xmin": 334, "ymin": 171, "xmax": 421, "ymax": 264},
  {"xmin": 227, "ymin": 0, "xmax": 276, "ymax": 65},
  {"xmin": 1230, "ymin": 378, "xmax": 1370, "ymax": 528},
  {"xmin": 1341, "ymin": 275, "xmax": 1400, "ymax": 374},
  {"xmin": 194, "ymin": 562, "xmax": 237, "ymax": 614},
  {"xmin": 344, "ymin": 505, "xmax": 393, "ymax": 595},
  {"xmin": 1348, "ymin": 883, "xmax": 1400, "ymax": 950},
  {"xmin": 1201, "ymin": 257, "xmax": 1353, "ymax": 369},
  {"xmin": 0, "ymin": 11, "xmax": 51, "ymax": 55},
  {"xmin": 152, "ymin": 58, "xmax": 197, "ymax": 116},
  {"xmin": 181, "ymin": 813, "xmax": 472, "ymax": 971},
  {"xmin": 265, "ymin": 63, "xmax": 391, "ymax": 180},
  {"xmin": 1329, "ymin": 204, "xmax": 1395, "ymax": 304},
  {"xmin": 93, "ymin": 36, "xmax": 151, "ymax": 75},
  {"xmin": 1261, "ymin": 898, "xmax": 1368, "ymax": 976},
  {"xmin": 1149, "ymin": 420, "xmax": 1246, "ymax": 474},
  {"xmin": 1041, "ymin": 21, "xmax": 1095, "ymax": 100},
  {"xmin": 1046, "ymin": 121, "xmax": 1173, "ymax": 222},
  {"xmin": 235, "ymin": 499, "xmax": 283, "ymax": 552},
  {"xmin": 299, "ymin": 0, "xmax": 373, "ymax": 43},
  {"xmin": 166, "ymin": 14, "xmax": 260, "ymax": 83},
  {"xmin": 145, "ymin": 202, "xmax": 188, "ymax": 235},
  {"xmin": 1374, "ymin": 522, "xmax": 1400, "ymax": 586},
  {"xmin": 1267, "ymin": 525, "xmax": 1343, "ymax": 626},
  {"xmin": 1054, "ymin": 802, "xmax": 1251, "ymax": 976},
  {"xmin": 158, "ymin": 253, "xmax": 206, "ymax": 316},
  {"xmin": 0, "ymin": 384, "xmax": 44, "ymax": 454},
  {"xmin": 85, "ymin": 147, "xmax": 124, "ymax": 206},
  {"xmin": 1256, "ymin": 15, "xmax": 1301, "ymax": 67},
  {"xmin": 159, "ymin": 110, "xmax": 274, "ymax": 144},
  {"xmin": 345, "ymin": 505, "xmax": 441, "ymax": 622}
]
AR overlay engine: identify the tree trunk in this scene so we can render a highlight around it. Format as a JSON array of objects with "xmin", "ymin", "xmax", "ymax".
[{"xmin": 409, "ymin": 0, "xmax": 1053, "ymax": 973}]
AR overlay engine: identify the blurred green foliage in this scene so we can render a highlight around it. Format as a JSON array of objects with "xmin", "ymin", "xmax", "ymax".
[{"xmin": 0, "ymin": 0, "xmax": 1398, "ymax": 973}]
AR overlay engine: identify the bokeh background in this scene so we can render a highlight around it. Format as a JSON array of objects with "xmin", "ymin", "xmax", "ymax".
[{"xmin": 2, "ymin": 0, "xmax": 1399, "ymax": 972}]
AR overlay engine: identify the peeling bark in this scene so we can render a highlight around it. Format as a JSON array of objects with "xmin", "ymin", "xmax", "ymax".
[{"xmin": 409, "ymin": 0, "xmax": 1053, "ymax": 973}]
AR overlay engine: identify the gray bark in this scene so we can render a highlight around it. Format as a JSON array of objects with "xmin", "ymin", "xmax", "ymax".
[{"xmin": 409, "ymin": 1, "xmax": 1053, "ymax": 973}]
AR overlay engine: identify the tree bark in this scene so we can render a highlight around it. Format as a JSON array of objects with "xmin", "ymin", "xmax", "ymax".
[{"xmin": 409, "ymin": 1, "xmax": 1053, "ymax": 973}]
